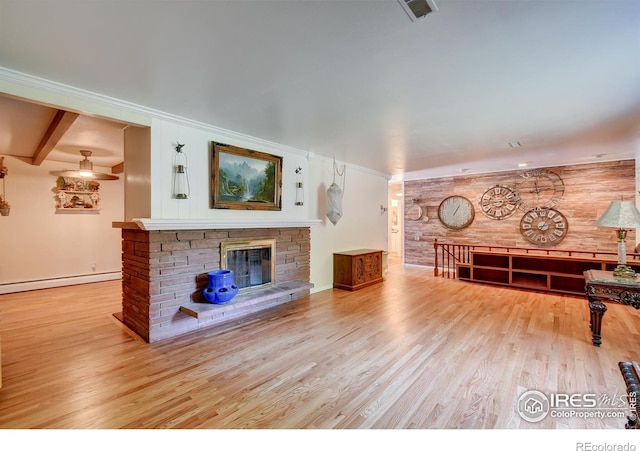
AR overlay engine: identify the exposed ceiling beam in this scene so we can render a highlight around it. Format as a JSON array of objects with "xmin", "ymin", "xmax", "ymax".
[{"xmin": 32, "ymin": 110, "xmax": 80, "ymax": 166}]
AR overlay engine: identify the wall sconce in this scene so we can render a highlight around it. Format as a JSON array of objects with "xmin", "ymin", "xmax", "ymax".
[
  {"xmin": 593, "ymin": 200, "xmax": 640, "ymax": 278},
  {"xmin": 173, "ymin": 143, "xmax": 190, "ymax": 200},
  {"xmin": 295, "ymin": 167, "xmax": 304, "ymax": 206}
]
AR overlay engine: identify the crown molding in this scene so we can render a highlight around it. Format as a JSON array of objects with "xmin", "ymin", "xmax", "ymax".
[
  {"xmin": 0, "ymin": 66, "xmax": 152, "ymax": 125},
  {"xmin": 307, "ymin": 152, "xmax": 391, "ymax": 180}
]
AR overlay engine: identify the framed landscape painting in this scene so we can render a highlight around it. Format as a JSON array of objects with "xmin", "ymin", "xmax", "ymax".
[{"xmin": 211, "ymin": 142, "xmax": 282, "ymax": 210}]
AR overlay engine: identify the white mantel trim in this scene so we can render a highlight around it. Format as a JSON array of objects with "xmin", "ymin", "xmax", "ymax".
[{"xmin": 132, "ymin": 218, "xmax": 323, "ymax": 231}]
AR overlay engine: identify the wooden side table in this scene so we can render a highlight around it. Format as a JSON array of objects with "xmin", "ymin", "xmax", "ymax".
[
  {"xmin": 333, "ymin": 249, "xmax": 383, "ymax": 291},
  {"xmin": 584, "ymin": 270, "xmax": 640, "ymax": 346}
]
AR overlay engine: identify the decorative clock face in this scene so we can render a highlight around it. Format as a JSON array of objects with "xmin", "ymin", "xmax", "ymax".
[
  {"xmin": 438, "ymin": 195, "xmax": 475, "ymax": 230},
  {"xmin": 480, "ymin": 185, "xmax": 520, "ymax": 220},
  {"xmin": 515, "ymin": 169, "xmax": 565, "ymax": 212},
  {"xmin": 519, "ymin": 208, "xmax": 568, "ymax": 246}
]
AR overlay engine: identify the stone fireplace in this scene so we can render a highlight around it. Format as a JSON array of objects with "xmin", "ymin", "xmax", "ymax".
[{"xmin": 117, "ymin": 224, "xmax": 312, "ymax": 343}]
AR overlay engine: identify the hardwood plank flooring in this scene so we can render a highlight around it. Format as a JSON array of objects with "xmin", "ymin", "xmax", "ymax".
[{"xmin": 1, "ymin": 261, "xmax": 639, "ymax": 429}]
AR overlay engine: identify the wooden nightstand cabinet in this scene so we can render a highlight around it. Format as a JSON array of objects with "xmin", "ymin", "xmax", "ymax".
[{"xmin": 333, "ymin": 249, "xmax": 383, "ymax": 291}]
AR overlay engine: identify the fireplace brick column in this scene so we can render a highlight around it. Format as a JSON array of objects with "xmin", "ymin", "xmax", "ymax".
[{"xmin": 120, "ymin": 227, "xmax": 311, "ymax": 343}]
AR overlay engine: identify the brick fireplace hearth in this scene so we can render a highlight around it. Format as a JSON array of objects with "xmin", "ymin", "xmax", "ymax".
[{"xmin": 118, "ymin": 226, "xmax": 311, "ymax": 343}]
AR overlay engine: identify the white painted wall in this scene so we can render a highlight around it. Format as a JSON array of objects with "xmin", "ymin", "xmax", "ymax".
[
  {"xmin": 308, "ymin": 157, "xmax": 389, "ymax": 292},
  {"xmin": 0, "ymin": 156, "xmax": 124, "ymax": 291},
  {"xmin": 148, "ymin": 117, "xmax": 312, "ymax": 222}
]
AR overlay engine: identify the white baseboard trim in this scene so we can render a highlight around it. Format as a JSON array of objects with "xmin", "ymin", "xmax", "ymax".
[{"xmin": 0, "ymin": 272, "xmax": 121, "ymax": 295}]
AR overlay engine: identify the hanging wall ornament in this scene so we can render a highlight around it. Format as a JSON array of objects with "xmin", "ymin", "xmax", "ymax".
[{"xmin": 326, "ymin": 159, "xmax": 345, "ymax": 225}]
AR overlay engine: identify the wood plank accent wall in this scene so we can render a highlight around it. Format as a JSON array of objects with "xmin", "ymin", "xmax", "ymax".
[
  {"xmin": 404, "ymin": 160, "xmax": 636, "ymax": 267},
  {"xmin": 121, "ymin": 227, "xmax": 311, "ymax": 342}
]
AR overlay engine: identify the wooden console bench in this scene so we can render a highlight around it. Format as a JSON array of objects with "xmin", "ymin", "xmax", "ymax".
[{"xmin": 457, "ymin": 250, "xmax": 640, "ymax": 296}]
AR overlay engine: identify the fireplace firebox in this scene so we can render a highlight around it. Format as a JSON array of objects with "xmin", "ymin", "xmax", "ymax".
[{"xmin": 221, "ymin": 239, "xmax": 276, "ymax": 290}]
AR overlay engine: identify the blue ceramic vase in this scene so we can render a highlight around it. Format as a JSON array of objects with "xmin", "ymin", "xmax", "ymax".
[{"xmin": 202, "ymin": 269, "xmax": 239, "ymax": 304}]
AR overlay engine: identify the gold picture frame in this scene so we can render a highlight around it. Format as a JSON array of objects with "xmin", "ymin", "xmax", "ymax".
[{"xmin": 211, "ymin": 142, "xmax": 282, "ymax": 210}]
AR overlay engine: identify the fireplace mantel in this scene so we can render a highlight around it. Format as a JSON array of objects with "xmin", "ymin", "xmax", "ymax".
[{"xmin": 113, "ymin": 218, "xmax": 322, "ymax": 231}]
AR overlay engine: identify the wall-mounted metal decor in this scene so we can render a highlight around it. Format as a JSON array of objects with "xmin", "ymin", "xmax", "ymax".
[
  {"xmin": 515, "ymin": 169, "xmax": 565, "ymax": 212},
  {"xmin": 519, "ymin": 208, "xmax": 568, "ymax": 246},
  {"xmin": 479, "ymin": 184, "xmax": 520, "ymax": 220}
]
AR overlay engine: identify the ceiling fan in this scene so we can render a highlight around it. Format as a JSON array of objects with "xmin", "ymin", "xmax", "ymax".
[{"xmin": 53, "ymin": 150, "xmax": 119, "ymax": 180}]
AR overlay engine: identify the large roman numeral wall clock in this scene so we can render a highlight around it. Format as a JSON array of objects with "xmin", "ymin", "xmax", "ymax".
[
  {"xmin": 519, "ymin": 208, "xmax": 568, "ymax": 246},
  {"xmin": 480, "ymin": 185, "xmax": 521, "ymax": 220},
  {"xmin": 515, "ymin": 169, "xmax": 565, "ymax": 212}
]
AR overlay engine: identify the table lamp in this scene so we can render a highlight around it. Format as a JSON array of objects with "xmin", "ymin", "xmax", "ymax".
[{"xmin": 593, "ymin": 200, "xmax": 640, "ymax": 278}]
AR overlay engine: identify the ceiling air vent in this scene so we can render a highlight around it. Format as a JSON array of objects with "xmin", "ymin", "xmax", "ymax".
[{"xmin": 398, "ymin": 0, "xmax": 438, "ymax": 22}]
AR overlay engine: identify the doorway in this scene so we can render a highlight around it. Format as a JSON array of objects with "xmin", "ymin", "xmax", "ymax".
[{"xmin": 388, "ymin": 182, "xmax": 403, "ymax": 261}]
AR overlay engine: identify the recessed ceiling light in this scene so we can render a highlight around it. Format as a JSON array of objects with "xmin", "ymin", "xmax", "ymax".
[
  {"xmin": 593, "ymin": 154, "xmax": 605, "ymax": 159},
  {"xmin": 459, "ymin": 168, "xmax": 469, "ymax": 173},
  {"xmin": 518, "ymin": 162, "xmax": 528, "ymax": 167},
  {"xmin": 509, "ymin": 142, "xmax": 523, "ymax": 148}
]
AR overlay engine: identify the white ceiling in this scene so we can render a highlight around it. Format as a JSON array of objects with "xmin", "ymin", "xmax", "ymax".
[{"xmin": 0, "ymin": 0, "xmax": 639, "ymax": 179}]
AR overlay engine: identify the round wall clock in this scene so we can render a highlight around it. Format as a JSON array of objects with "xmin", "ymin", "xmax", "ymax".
[
  {"xmin": 515, "ymin": 169, "xmax": 565, "ymax": 212},
  {"xmin": 480, "ymin": 185, "xmax": 520, "ymax": 220},
  {"xmin": 519, "ymin": 208, "xmax": 568, "ymax": 246},
  {"xmin": 438, "ymin": 195, "xmax": 475, "ymax": 230}
]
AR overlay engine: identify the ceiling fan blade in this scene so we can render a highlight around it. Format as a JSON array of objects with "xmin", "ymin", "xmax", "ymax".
[
  {"xmin": 86, "ymin": 172, "xmax": 119, "ymax": 181},
  {"xmin": 51, "ymin": 150, "xmax": 120, "ymax": 180},
  {"xmin": 52, "ymin": 170, "xmax": 119, "ymax": 180}
]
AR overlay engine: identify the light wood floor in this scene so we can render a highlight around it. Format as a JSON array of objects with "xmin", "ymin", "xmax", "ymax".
[{"xmin": 1, "ymin": 261, "xmax": 639, "ymax": 429}]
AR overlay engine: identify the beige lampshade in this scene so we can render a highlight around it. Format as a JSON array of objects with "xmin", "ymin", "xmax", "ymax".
[{"xmin": 593, "ymin": 201, "xmax": 640, "ymax": 229}]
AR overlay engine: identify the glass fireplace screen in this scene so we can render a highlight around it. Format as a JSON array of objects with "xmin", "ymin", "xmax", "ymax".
[{"xmin": 221, "ymin": 239, "xmax": 275, "ymax": 290}]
